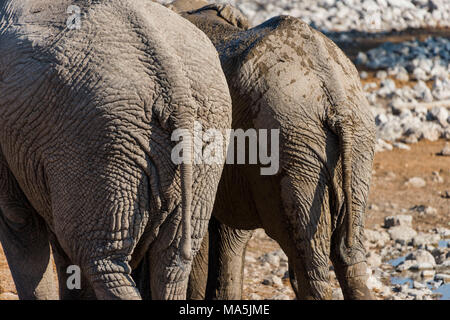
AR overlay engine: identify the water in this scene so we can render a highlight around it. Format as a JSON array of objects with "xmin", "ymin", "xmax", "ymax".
[
  {"xmin": 388, "ymin": 255, "xmax": 406, "ymax": 267},
  {"xmin": 438, "ymin": 239, "xmax": 449, "ymax": 248},
  {"xmin": 389, "ymin": 275, "xmax": 449, "ymax": 300},
  {"xmin": 434, "ymin": 284, "xmax": 450, "ymax": 300},
  {"xmin": 388, "ymin": 253, "xmax": 450, "ymax": 300},
  {"xmin": 390, "ymin": 276, "xmax": 413, "ymax": 287}
]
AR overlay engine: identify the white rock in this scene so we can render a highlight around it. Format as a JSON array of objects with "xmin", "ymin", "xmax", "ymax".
[
  {"xmin": 405, "ymin": 177, "xmax": 426, "ymax": 188},
  {"xmin": 271, "ymin": 293, "xmax": 290, "ymax": 300},
  {"xmin": 367, "ymin": 252, "xmax": 383, "ymax": 268},
  {"xmin": 406, "ymin": 249, "xmax": 436, "ymax": 267},
  {"xmin": 376, "ymin": 70, "xmax": 388, "ymax": 80},
  {"xmin": 412, "ymin": 233, "xmax": 441, "ymax": 247},
  {"xmin": 247, "ymin": 293, "xmax": 261, "ymax": 300},
  {"xmin": 260, "ymin": 252, "xmax": 280, "ymax": 267},
  {"xmin": 435, "ymin": 273, "xmax": 450, "ymax": 283},
  {"xmin": 421, "ymin": 269, "xmax": 435, "ymax": 278},
  {"xmin": 365, "ymin": 229, "xmax": 391, "ymax": 246},
  {"xmin": 388, "ymin": 226, "xmax": 417, "ymax": 244},
  {"xmin": 413, "ymin": 81, "xmax": 433, "ymax": 102},
  {"xmin": 366, "ymin": 274, "xmax": 384, "ymax": 291},
  {"xmin": 409, "ymin": 262, "xmax": 434, "ymax": 270},
  {"xmin": 384, "ymin": 215, "xmax": 413, "ymax": 228},
  {"xmin": 393, "ymin": 142, "xmax": 411, "ymax": 150},
  {"xmin": 429, "ymin": 106, "xmax": 449, "ymax": 127},
  {"xmin": 439, "ymin": 142, "xmax": 450, "ymax": 156}
]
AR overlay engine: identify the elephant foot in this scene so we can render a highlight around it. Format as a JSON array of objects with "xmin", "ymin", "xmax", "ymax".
[
  {"xmin": 334, "ymin": 262, "xmax": 375, "ymax": 300},
  {"xmin": 340, "ymin": 277, "xmax": 374, "ymax": 300}
]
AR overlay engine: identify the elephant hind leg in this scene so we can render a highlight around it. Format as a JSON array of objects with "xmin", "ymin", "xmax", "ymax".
[
  {"xmin": 48, "ymin": 233, "xmax": 96, "ymax": 300},
  {"xmin": 0, "ymin": 161, "xmax": 58, "ymax": 299},
  {"xmin": 279, "ymin": 177, "xmax": 333, "ymax": 300},
  {"xmin": 204, "ymin": 216, "xmax": 254, "ymax": 300},
  {"xmin": 187, "ymin": 228, "xmax": 209, "ymax": 300},
  {"xmin": 49, "ymin": 170, "xmax": 144, "ymax": 300},
  {"xmin": 330, "ymin": 232, "xmax": 373, "ymax": 300}
]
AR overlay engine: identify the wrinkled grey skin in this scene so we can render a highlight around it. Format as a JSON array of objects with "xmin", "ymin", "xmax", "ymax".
[
  {"xmin": 170, "ymin": 2, "xmax": 376, "ymax": 300},
  {"xmin": 0, "ymin": 0, "xmax": 232, "ymax": 299}
]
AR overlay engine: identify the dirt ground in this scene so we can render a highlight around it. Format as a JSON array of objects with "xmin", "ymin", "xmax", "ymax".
[{"xmin": 1, "ymin": 139, "xmax": 448, "ymax": 299}]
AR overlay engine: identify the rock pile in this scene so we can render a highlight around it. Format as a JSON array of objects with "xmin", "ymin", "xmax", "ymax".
[{"xmin": 208, "ymin": 0, "xmax": 450, "ymax": 32}]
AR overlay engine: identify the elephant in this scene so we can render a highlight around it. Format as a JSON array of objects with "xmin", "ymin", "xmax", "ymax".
[
  {"xmin": 0, "ymin": 0, "xmax": 232, "ymax": 299},
  {"xmin": 166, "ymin": 1, "xmax": 377, "ymax": 300}
]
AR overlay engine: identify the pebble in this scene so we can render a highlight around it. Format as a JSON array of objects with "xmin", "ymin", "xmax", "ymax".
[
  {"xmin": 438, "ymin": 143, "xmax": 450, "ymax": 156},
  {"xmin": 388, "ymin": 226, "xmax": 417, "ymax": 244},
  {"xmin": 405, "ymin": 177, "xmax": 426, "ymax": 188},
  {"xmin": 435, "ymin": 274, "xmax": 450, "ymax": 283},
  {"xmin": 412, "ymin": 233, "xmax": 441, "ymax": 247},
  {"xmin": 384, "ymin": 215, "xmax": 413, "ymax": 228},
  {"xmin": 365, "ymin": 229, "xmax": 391, "ymax": 246},
  {"xmin": 406, "ymin": 249, "xmax": 436, "ymax": 267},
  {"xmin": 410, "ymin": 205, "xmax": 437, "ymax": 216},
  {"xmin": 421, "ymin": 270, "xmax": 436, "ymax": 278}
]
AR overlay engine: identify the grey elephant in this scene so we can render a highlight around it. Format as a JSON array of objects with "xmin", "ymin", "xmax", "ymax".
[
  {"xmin": 0, "ymin": 0, "xmax": 232, "ymax": 299},
  {"xmin": 167, "ymin": 1, "xmax": 377, "ymax": 300}
]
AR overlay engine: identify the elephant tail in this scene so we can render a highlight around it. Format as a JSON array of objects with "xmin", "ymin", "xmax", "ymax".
[
  {"xmin": 336, "ymin": 121, "xmax": 354, "ymax": 248},
  {"xmin": 180, "ymin": 159, "xmax": 193, "ymax": 261}
]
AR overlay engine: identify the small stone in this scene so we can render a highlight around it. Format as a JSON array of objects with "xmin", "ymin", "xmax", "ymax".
[
  {"xmin": 271, "ymin": 293, "xmax": 290, "ymax": 300},
  {"xmin": 384, "ymin": 215, "xmax": 413, "ymax": 228},
  {"xmin": 376, "ymin": 70, "xmax": 388, "ymax": 80},
  {"xmin": 263, "ymin": 275, "xmax": 282, "ymax": 287},
  {"xmin": 396, "ymin": 259, "xmax": 416, "ymax": 272},
  {"xmin": 406, "ymin": 249, "xmax": 436, "ymax": 267},
  {"xmin": 414, "ymin": 81, "xmax": 433, "ymax": 102},
  {"xmin": 405, "ymin": 177, "xmax": 426, "ymax": 188},
  {"xmin": 359, "ymin": 70, "xmax": 368, "ymax": 79},
  {"xmin": 395, "ymin": 70, "xmax": 409, "ymax": 82},
  {"xmin": 429, "ymin": 106, "xmax": 449, "ymax": 127},
  {"xmin": 366, "ymin": 274, "xmax": 384, "ymax": 291},
  {"xmin": 431, "ymin": 171, "xmax": 444, "ymax": 183},
  {"xmin": 375, "ymin": 139, "xmax": 393, "ymax": 152},
  {"xmin": 365, "ymin": 229, "xmax": 391, "ymax": 246},
  {"xmin": 409, "ymin": 262, "xmax": 434, "ymax": 271},
  {"xmin": 413, "ymin": 281, "xmax": 426, "ymax": 289},
  {"xmin": 388, "ymin": 226, "xmax": 417, "ymax": 244},
  {"xmin": 412, "ymin": 233, "xmax": 441, "ymax": 247},
  {"xmin": 435, "ymin": 274, "xmax": 450, "ymax": 283},
  {"xmin": 410, "ymin": 205, "xmax": 438, "ymax": 215},
  {"xmin": 438, "ymin": 143, "xmax": 450, "ymax": 156},
  {"xmin": 421, "ymin": 270, "xmax": 436, "ymax": 278},
  {"xmin": 393, "ymin": 142, "xmax": 411, "ymax": 150},
  {"xmin": 247, "ymin": 293, "xmax": 261, "ymax": 300},
  {"xmin": 356, "ymin": 52, "xmax": 368, "ymax": 65},
  {"xmin": 367, "ymin": 252, "xmax": 382, "ymax": 268},
  {"xmin": 260, "ymin": 252, "xmax": 280, "ymax": 267}
]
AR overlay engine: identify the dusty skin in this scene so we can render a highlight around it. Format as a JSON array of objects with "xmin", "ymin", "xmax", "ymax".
[{"xmin": 1, "ymin": 139, "xmax": 448, "ymax": 299}]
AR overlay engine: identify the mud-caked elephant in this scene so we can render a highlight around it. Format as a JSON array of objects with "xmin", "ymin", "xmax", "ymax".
[
  {"xmin": 0, "ymin": 0, "xmax": 232, "ymax": 299},
  {"xmin": 171, "ymin": 2, "xmax": 376, "ymax": 300}
]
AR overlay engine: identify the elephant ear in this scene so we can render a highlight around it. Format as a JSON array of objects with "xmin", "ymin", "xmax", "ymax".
[{"xmin": 189, "ymin": 4, "xmax": 251, "ymax": 30}]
